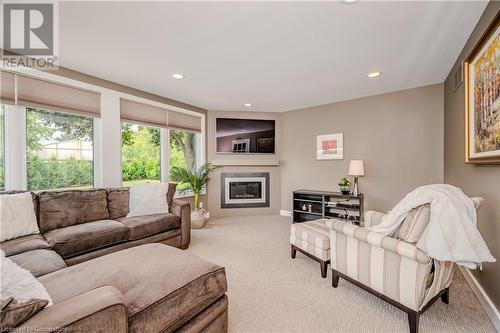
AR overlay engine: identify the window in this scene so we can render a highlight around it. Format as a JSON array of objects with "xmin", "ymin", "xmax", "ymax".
[
  {"xmin": 0, "ymin": 105, "xmax": 4, "ymax": 190},
  {"xmin": 26, "ymin": 108, "xmax": 94, "ymax": 191},
  {"xmin": 121, "ymin": 122, "xmax": 161, "ymax": 186},
  {"xmin": 169, "ymin": 129, "xmax": 201, "ymax": 194}
]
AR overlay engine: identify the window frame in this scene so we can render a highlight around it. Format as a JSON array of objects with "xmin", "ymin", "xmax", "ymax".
[
  {"xmin": 25, "ymin": 107, "xmax": 96, "ymax": 192},
  {"xmin": 120, "ymin": 121, "xmax": 163, "ymax": 187}
]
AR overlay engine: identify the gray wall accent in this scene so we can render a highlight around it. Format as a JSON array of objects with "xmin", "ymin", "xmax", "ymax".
[
  {"xmin": 280, "ymin": 84, "xmax": 445, "ymax": 213},
  {"xmin": 444, "ymin": 1, "xmax": 500, "ymax": 310}
]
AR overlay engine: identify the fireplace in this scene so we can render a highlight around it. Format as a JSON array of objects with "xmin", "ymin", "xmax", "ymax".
[{"xmin": 221, "ymin": 172, "xmax": 270, "ymax": 208}]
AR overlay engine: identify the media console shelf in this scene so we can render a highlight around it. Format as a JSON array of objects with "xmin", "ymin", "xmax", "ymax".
[{"xmin": 293, "ymin": 190, "xmax": 364, "ymax": 225}]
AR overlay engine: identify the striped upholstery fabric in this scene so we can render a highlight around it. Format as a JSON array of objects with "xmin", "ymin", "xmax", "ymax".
[
  {"xmin": 290, "ymin": 220, "xmax": 330, "ymax": 261},
  {"xmin": 363, "ymin": 211, "xmax": 387, "ymax": 228},
  {"xmin": 329, "ymin": 219, "xmax": 450, "ymax": 311},
  {"xmin": 397, "ymin": 204, "xmax": 431, "ymax": 244}
]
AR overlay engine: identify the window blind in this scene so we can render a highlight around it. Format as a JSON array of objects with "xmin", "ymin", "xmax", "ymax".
[
  {"xmin": 0, "ymin": 71, "xmax": 15, "ymax": 105},
  {"xmin": 168, "ymin": 110, "xmax": 202, "ymax": 132},
  {"xmin": 120, "ymin": 98, "xmax": 201, "ymax": 132},
  {"xmin": 16, "ymin": 75, "xmax": 100, "ymax": 117}
]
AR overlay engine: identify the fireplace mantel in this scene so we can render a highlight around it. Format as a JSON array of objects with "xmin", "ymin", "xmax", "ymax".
[{"xmin": 211, "ymin": 158, "xmax": 280, "ymax": 166}]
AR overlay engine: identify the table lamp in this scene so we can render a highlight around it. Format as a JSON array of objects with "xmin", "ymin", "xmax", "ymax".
[{"xmin": 348, "ymin": 160, "xmax": 364, "ymax": 196}]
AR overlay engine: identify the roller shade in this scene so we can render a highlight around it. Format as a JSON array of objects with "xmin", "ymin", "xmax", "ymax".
[
  {"xmin": 120, "ymin": 99, "xmax": 168, "ymax": 128},
  {"xmin": 16, "ymin": 75, "xmax": 100, "ymax": 117},
  {"xmin": 168, "ymin": 110, "xmax": 202, "ymax": 132},
  {"xmin": 120, "ymin": 98, "xmax": 201, "ymax": 132},
  {"xmin": 0, "ymin": 71, "xmax": 15, "ymax": 105}
]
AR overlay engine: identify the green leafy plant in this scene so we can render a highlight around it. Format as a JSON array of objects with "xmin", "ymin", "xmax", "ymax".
[
  {"xmin": 170, "ymin": 163, "xmax": 221, "ymax": 210},
  {"xmin": 338, "ymin": 178, "xmax": 351, "ymax": 187}
]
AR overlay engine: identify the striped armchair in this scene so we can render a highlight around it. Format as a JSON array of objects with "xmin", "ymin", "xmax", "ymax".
[{"xmin": 330, "ymin": 211, "xmax": 454, "ymax": 333}]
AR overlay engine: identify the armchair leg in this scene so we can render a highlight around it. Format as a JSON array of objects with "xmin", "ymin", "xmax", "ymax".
[
  {"xmin": 320, "ymin": 260, "xmax": 327, "ymax": 278},
  {"xmin": 407, "ymin": 310, "xmax": 419, "ymax": 333},
  {"xmin": 332, "ymin": 269, "xmax": 339, "ymax": 288},
  {"xmin": 291, "ymin": 245, "xmax": 297, "ymax": 259},
  {"xmin": 440, "ymin": 288, "xmax": 450, "ymax": 304}
]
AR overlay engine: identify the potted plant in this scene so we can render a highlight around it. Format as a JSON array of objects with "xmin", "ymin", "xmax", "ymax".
[
  {"xmin": 338, "ymin": 178, "xmax": 351, "ymax": 195},
  {"xmin": 170, "ymin": 163, "xmax": 220, "ymax": 229}
]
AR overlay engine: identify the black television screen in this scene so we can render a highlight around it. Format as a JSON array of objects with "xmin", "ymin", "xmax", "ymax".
[{"xmin": 216, "ymin": 118, "xmax": 275, "ymax": 154}]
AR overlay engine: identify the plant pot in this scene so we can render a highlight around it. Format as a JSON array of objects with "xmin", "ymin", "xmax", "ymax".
[
  {"xmin": 339, "ymin": 186, "xmax": 351, "ymax": 195},
  {"xmin": 191, "ymin": 209, "xmax": 207, "ymax": 229}
]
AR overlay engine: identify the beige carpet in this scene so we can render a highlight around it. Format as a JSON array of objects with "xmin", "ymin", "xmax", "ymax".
[{"xmin": 188, "ymin": 215, "xmax": 496, "ymax": 333}]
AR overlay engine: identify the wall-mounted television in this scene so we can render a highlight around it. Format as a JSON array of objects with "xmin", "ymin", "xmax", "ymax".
[{"xmin": 216, "ymin": 118, "xmax": 275, "ymax": 154}]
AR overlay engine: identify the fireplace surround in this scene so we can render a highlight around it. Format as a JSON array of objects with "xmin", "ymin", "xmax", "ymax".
[{"xmin": 221, "ymin": 172, "xmax": 270, "ymax": 208}]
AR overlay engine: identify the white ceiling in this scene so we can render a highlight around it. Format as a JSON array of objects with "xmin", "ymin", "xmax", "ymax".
[{"xmin": 58, "ymin": 1, "xmax": 488, "ymax": 112}]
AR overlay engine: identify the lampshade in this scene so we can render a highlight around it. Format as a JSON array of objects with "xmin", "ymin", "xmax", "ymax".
[{"xmin": 348, "ymin": 160, "xmax": 365, "ymax": 176}]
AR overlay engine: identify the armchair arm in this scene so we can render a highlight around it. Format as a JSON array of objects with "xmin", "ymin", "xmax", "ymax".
[
  {"xmin": 171, "ymin": 199, "xmax": 191, "ymax": 248},
  {"xmin": 363, "ymin": 210, "xmax": 387, "ymax": 228},
  {"xmin": 19, "ymin": 286, "xmax": 127, "ymax": 332}
]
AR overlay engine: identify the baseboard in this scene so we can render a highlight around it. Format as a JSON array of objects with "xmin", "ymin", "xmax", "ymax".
[
  {"xmin": 280, "ymin": 210, "xmax": 292, "ymax": 217},
  {"xmin": 459, "ymin": 266, "xmax": 500, "ymax": 332}
]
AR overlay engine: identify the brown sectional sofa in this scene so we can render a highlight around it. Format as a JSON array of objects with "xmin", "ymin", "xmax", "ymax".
[
  {"xmin": 1, "ymin": 185, "xmax": 191, "ymax": 274},
  {"xmin": 1, "ymin": 186, "xmax": 229, "ymax": 332}
]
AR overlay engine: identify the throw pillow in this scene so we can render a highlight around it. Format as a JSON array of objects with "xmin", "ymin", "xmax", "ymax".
[
  {"xmin": 127, "ymin": 183, "xmax": 170, "ymax": 217},
  {"xmin": 397, "ymin": 204, "xmax": 431, "ymax": 244},
  {"xmin": 0, "ymin": 297, "xmax": 48, "ymax": 330},
  {"xmin": 0, "ymin": 251, "xmax": 52, "ymax": 307},
  {"xmin": 0, "ymin": 193, "xmax": 39, "ymax": 242}
]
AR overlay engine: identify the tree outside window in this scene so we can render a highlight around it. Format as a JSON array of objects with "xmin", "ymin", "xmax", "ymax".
[
  {"xmin": 170, "ymin": 130, "xmax": 199, "ymax": 192},
  {"xmin": 26, "ymin": 108, "xmax": 94, "ymax": 191}
]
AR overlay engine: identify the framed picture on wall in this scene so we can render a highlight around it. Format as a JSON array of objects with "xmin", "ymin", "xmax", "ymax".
[
  {"xmin": 465, "ymin": 13, "xmax": 500, "ymax": 164},
  {"xmin": 316, "ymin": 133, "xmax": 343, "ymax": 160}
]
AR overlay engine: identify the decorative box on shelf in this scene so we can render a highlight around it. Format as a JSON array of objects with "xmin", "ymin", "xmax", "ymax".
[{"xmin": 292, "ymin": 190, "xmax": 364, "ymax": 225}]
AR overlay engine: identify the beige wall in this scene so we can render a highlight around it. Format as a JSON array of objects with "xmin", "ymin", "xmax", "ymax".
[
  {"xmin": 281, "ymin": 84, "xmax": 444, "ymax": 213},
  {"xmin": 444, "ymin": 1, "xmax": 500, "ymax": 310},
  {"xmin": 206, "ymin": 111, "xmax": 282, "ymax": 217}
]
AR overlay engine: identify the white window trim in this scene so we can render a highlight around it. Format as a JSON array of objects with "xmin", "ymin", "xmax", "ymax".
[
  {"xmin": 93, "ymin": 118, "xmax": 102, "ymax": 187},
  {"xmin": 4, "ymin": 104, "xmax": 27, "ymax": 191},
  {"xmin": 160, "ymin": 128, "xmax": 170, "ymax": 183}
]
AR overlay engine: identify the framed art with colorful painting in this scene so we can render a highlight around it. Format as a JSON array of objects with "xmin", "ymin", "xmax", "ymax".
[
  {"xmin": 316, "ymin": 133, "xmax": 343, "ymax": 160},
  {"xmin": 465, "ymin": 13, "xmax": 500, "ymax": 164}
]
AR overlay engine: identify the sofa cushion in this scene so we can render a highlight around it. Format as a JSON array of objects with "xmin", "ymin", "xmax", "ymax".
[
  {"xmin": 0, "ymin": 191, "xmax": 39, "ymax": 223},
  {"xmin": 44, "ymin": 220, "xmax": 129, "ymax": 258},
  {"xmin": 38, "ymin": 189, "xmax": 109, "ymax": 233},
  {"xmin": 397, "ymin": 204, "xmax": 431, "ymax": 244},
  {"xmin": 1, "ymin": 234, "xmax": 51, "ymax": 257},
  {"xmin": 0, "ymin": 297, "xmax": 49, "ymax": 330},
  {"xmin": 0, "ymin": 192, "xmax": 40, "ymax": 242},
  {"xmin": 9, "ymin": 250, "xmax": 66, "ymax": 277},
  {"xmin": 0, "ymin": 251, "xmax": 53, "ymax": 305},
  {"xmin": 167, "ymin": 183, "xmax": 177, "ymax": 208},
  {"xmin": 39, "ymin": 244, "xmax": 227, "ymax": 333},
  {"xmin": 116, "ymin": 213, "xmax": 180, "ymax": 240},
  {"xmin": 107, "ymin": 188, "xmax": 130, "ymax": 219}
]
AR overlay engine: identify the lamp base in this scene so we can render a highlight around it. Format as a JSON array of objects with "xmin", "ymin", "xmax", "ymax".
[{"xmin": 352, "ymin": 176, "xmax": 360, "ymax": 196}]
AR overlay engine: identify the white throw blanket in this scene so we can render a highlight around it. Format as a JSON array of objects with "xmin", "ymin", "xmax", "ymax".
[{"xmin": 369, "ymin": 184, "xmax": 495, "ymax": 269}]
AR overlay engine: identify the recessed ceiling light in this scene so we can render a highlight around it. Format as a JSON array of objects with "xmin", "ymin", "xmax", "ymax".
[
  {"xmin": 367, "ymin": 72, "xmax": 382, "ymax": 78},
  {"xmin": 244, "ymin": 103, "xmax": 252, "ymax": 107},
  {"xmin": 340, "ymin": 0, "xmax": 359, "ymax": 4},
  {"xmin": 172, "ymin": 73, "xmax": 184, "ymax": 79}
]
